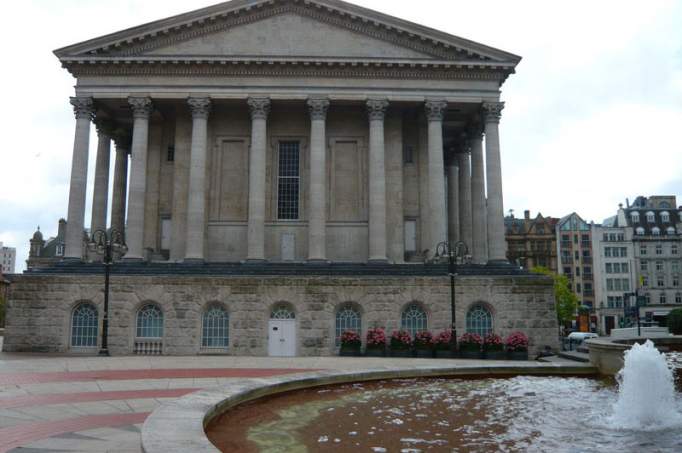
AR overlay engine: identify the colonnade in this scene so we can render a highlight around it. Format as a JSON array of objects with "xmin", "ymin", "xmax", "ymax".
[{"xmin": 63, "ymin": 96, "xmax": 507, "ymax": 264}]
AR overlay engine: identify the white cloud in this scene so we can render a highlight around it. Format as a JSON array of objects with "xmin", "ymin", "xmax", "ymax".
[{"xmin": 0, "ymin": 0, "xmax": 680, "ymax": 271}]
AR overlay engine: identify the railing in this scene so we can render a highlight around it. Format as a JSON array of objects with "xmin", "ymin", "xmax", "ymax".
[{"xmin": 134, "ymin": 339, "xmax": 163, "ymax": 355}]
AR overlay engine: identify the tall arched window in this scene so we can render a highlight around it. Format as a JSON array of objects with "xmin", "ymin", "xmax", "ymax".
[
  {"xmin": 466, "ymin": 305, "xmax": 493, "ymax": 337},
  {"xmin": 71, "ymin": 303, "xmax": 98, "ymax": 348},
  {"xmin": 202, "ymin": 306, "xmax": 229, "ymax": 349},
  {"xmin": 401, "ymin": 304, "xmax": 427, "ymax": 338},
  {"xmin": 136, "ymin": 304, "xmax": 163, "ymax": 338},
  {"xmin": 335, "ymin": 305, "xmax": 361, "ymax": 345}
]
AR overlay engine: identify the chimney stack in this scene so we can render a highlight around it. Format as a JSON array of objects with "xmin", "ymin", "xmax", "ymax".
[{"xmin": 524, "ymin": 210, "xmax": 530, "ymax": 220}]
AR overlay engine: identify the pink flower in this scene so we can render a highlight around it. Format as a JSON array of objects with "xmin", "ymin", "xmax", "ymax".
[
  {"xmin": 506, "ymin": 331, "xmax": 529, "ymax": 351},
  {"xmin": 366, "ymin": 327, "xmax": 387, "ymax": 347},
  {"xmin": 459, "ymin": 332, "xmax": 484, "ymax": 346},
  {"xmin": 390, "ymin": 330, "xmax": 412, "ymax": 349},
  {"xmin": 340, "ymin": 330, "xmax": 361, "ymax": 347},
  {"xmin": 414, "ymin": 331, "xmax": 434, "ymax": 348}
]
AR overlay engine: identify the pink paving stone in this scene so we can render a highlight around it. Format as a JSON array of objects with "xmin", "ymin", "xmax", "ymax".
[
  {"xmin": 0, "ymin": 388, "xmax": 199, "ymax": 409},
  {"xmin": 0, "ymin": 367, "xmax": 316, "ymax": 386},
  {"xmin": 0, "ymin": 412, "xmax": 150, "ymax": 453}
]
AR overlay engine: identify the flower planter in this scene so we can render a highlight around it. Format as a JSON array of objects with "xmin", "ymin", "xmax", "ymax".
[
  {"xmin": 483, "ymin": 349, "xmax": 507, "ymax": 360},
  {"xmin": 365, "ymin": 347, "xmax": 386, "ymax": 357},
  {"xmin": 390, "ymin": 349, "xmax": 413, "ymax": 358},
  {"xmin": 459, "ymin": 348, "xmax": 482, "ymax": 359},
  {"xmin": 339, "ymin": 346, "xmax": 361, "ymax": 357},
  {"xmin": 508, "ymin": 350, "xmax": 529, "ymax": 361},
  {"xmin": 435, "ymin": 349, "xmax": 456, "ymax": 359},
  {"xmin": 415, "ymin": 348, "xmax": 434, "ymax": 359}
]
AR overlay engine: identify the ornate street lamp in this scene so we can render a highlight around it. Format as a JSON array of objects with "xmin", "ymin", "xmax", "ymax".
[
  {"xmin": 88, "ymin": 229, "xmax": 127, "ymax": 356},
  {"xmin": 433, "ymin": 241, "xmax": 470, "ymax": 353}
]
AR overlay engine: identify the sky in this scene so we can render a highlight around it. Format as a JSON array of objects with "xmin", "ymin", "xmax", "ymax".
[{"xmin": 0, "ymin": 0, "xmax": 681, "ymax": 272}]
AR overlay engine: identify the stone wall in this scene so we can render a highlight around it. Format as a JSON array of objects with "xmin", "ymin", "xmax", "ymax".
[{"xmin": 2, "ymin": 273, "xmax": 559, "ymax": 356}]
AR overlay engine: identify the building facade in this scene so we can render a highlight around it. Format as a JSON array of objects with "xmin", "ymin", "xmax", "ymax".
[
  {"xmin": 0, "ymin": 242, "xmax": 16, "ymax": 274},
  {"xmin": 625, "ymin": 196, "xmax": 682, "ymax": 325},
  {"xmin": 591, "ymin": 216, "xmax": 636, "ymax": 335},
  {"xmin": 4, "ymin": 0, "xmax": 559, "ymax": 356},
  {"xmin": 27, "ymin": 220, "xmax": 70, "ymax": 269},
  {"xmin": 505, "ymin": 210, "xmax": 558, "ymax": 272},
  {"xmin": 556, "ymin": 213, "xmax": 595, "ymax": 316}
]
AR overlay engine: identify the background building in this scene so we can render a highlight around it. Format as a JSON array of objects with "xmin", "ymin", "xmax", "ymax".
[
  {"xmin": 505, "ymin": 210, "xmax": 558, "ymax": 272},
  {"xmin": 624, "ymin": 196, "xmax": 682, "ymax": 326},
  {"xmin": 556, "ymin": 213, "xmax": 595, "ymax": 329},
  {"xmin": 27, "ymin": 219, "xmax": 71, "ymax": 270},
  {"xmin": 0, "ymin": 242, "xmax": 16, "ymax": 274},
  {"xmin": 592, "ymin": 213, "xmax": 636, "ymax": 335}
]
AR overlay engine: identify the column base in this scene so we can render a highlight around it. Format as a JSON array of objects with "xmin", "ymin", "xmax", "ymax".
[
  {"xmin": 306, "ymin": 259, "xmax": 330, "ymax": 266},
  {"xmin": 367, "ymin": 258, "xmax": 389, "ymax": 265}
]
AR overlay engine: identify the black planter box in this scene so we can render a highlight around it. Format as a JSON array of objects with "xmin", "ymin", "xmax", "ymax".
[
  {"xmin": 459, "ymin": 349, "xmax": 482, "ymax": 359},
  {"xmin": 508, "ymin": 350, "xmax": 529, "ymax": 361},
  {"xmin": 415, "ymin": 348, "xmax": 434, "ymax": 358},
  {"xmin": 434, "ymin": 349, "xmax": 456, "ymax": 359},
  {"xmin": 339, "ymin": 347, "xmax": 361, "ymax": 357},
  {"xmin": 364, "ymin": 347, "xmax": 386, "ymax": 357},
  {"xmin": 483, "ymin": 350, "xmax": 507, "ymax": 360},
  {"xmin": 390, "ymin": 349, "xmax": 413, "ymax": 358}
]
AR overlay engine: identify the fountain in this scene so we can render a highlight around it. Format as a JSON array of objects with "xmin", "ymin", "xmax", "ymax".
[{"xmin": 608, "ymin": 340, "xmax": 682, "ymax": 431}]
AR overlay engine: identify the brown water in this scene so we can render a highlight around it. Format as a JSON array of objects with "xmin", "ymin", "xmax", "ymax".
[{"xmin": 206, "ymin": 376, "xmax": 682, "ymax": 452}]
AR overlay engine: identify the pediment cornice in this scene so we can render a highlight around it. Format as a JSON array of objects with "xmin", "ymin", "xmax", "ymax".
[{"xmin": 54, "ymin": 0, "xmax": 521, "ymax": 66}]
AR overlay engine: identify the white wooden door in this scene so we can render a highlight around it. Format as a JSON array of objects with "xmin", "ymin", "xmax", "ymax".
[{"xmin": 268, "ymin": 319, "xmax": 296, "ymax": 356}]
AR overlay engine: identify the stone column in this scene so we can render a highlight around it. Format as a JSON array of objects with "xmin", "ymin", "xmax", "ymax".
[
  {"xmin": 246, "ymin": 97, "xmax": 271, "ymax": 262},
  {"xmin": 90, "ymin": 124, "xmax": 111, "ymax": 236},
  {"xmin": 64, "ymin": 97, "xmax": 95, "ymax": 260},
  {"xmin": 446, "ymin": 150, "xmax": 460, "ymax": 245},
  {"xmin": 457, "ymin": 151, "xmax": 473, "ymax": 253},
  {"xmin": 110, "ymin": 133, "xmax": 129, "ymax": 236},
  {"xmin": 425, "ymin": 99, "xmax": 448, "ymax": 254},
  {"xmin": 469, "ymin": 126, "xmax": 488, "ymax": 264},
  {"xmin": 125, "ymin": 97, "xmax": 153, "ymax": 260},
  {"xmin": 185, "ymin": 97, "xmax": 212, "ymax": 262},
  {"xmin": 483, "ymin": 102, "xmax": 508, "ymax": 263},
  {"xmin": 367, "ymin": 99, "xmax": 390, "ymax": 263},
  {"xmin": 306, "ymin": 97, "xmax": 330, "ymax": 262}
]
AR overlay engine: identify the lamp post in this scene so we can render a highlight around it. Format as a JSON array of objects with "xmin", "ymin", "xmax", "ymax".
[
  {"xmin": 434, "ymin": 241, "xmax": 470, "ymax": 353},
  {"xmin": 88, "ymin": 229, "xmax": 127, "ymax": 356}
]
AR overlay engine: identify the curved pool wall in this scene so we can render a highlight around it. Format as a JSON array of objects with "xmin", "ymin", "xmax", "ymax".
[
  {"xmin": 141, "ymin": 362, "xmax": 596, "ymax": 453},
  {"xmin": 587, "ymin": 336, "xmax": 682, "ymax": 375}
]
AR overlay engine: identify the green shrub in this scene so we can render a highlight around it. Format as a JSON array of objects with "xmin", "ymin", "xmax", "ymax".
[{"xmin": 668, "ymin": 308, "xmax": 682, "ymax": 335}]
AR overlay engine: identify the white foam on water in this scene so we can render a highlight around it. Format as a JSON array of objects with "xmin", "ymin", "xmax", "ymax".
[{"xmin": 607, "ymin": 340, "xmax": 682, "ymax": 431}]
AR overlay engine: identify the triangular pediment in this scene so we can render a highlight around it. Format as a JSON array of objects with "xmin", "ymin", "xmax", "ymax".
[
  {"xmin": 144, "ymin": 13, "xmax": 434, "ymax": 60},
  {"xmin": 55, "ymin": 0, "xmax": 521, "ymax": 67}
]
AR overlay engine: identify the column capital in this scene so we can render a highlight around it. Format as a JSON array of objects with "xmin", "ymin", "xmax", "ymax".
[
  {"xmin": 482, "ymin": 101, "xmax": 505, "ymax": 123},
  {"xmin": 366, "ymin": 98, "xmax": 389, "ymax": 121},
  {"xmin": 307, "ymin": 97, "xmax": 330, "ymax": 121},
  {"xmin": 188, "ymin": 97, "xmax": 212, "ymax": 119},
  {"xmin": 424, "ymin": 99, "xmax": 447, "ymax": 122},
  {"xmin": 70, "ymin": 96, "xmax": 95, "ymax": 120},
  {"xmin": 247, "ymin": 97, "xmax": 271, "ymax": 120},
  {"xmin": 128, "ymin": 97, "xmax": 153, "ymax": 119}
]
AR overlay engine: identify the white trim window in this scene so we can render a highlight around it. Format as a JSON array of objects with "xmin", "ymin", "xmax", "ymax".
[
  {"xmin": 646, "ymin": 211, "xmax": 655, "ymax": 223},
  {"xmin": 71, "ymin": 303, "xmax": 98, "ymax": 348},
  {"xmin": 201, "ymin": 306, "xmax": 229, "ymax": 349},
  {"xmin": 277, "ymin": 141, "xmax": 300, "ymax": 220}
]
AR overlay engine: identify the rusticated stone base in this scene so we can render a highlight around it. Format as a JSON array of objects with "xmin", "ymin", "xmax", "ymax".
[{"xmin": 2, "ymin": 273, "xmax": 559, "ymax": 356}]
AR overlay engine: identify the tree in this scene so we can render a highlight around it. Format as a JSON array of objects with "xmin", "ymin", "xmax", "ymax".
[{"xmin": 531, "ymin": 266, "xmax": 579, "ymax": 327}]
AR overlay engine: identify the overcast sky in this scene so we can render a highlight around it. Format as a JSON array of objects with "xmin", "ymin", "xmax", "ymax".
[{"xmin": 1, "ymin": 0, "xmax": 681, "ymax": 271}]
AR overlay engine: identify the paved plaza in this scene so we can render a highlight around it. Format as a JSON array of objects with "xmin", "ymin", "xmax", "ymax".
[{"xmin": 0, "ymin": 336, "xmax": 591, "ymax": 452}]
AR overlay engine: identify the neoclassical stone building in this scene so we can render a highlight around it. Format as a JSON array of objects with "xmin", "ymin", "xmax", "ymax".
[{"xmin": 4, "ymin": 0, "xmax": 559, "ymax": 356}]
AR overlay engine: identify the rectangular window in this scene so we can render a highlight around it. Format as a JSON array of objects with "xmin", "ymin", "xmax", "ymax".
[
  {"xmin": 607, "ymin": 279, "xmax": 614, "ymax": 291},
  {"xmin": 167, "ymin": 145, "xmax": 175, "ymax": 162},
  {"xmin": 604, "ymin": 247, "xmax": 612, "ymax": 257},
  {"xmin": 656, "ymin": 261, "xmax": 664, "ymax": 271},
  {"xmin": 584, "ymin": 266, "xmax": 592, "ymax": 275},
  {"xmin": 403, "ymin": 145, "xmax": 414, "ymax": 164},
  {"xmin": 673, "ymin": 262, "xmax": 680, "ymax": 273},
  {"xmin": 618, "ymin": 233, "xmax": 625, "ymax": 241},
  {"xmin": 674, "ymin": 276, "xmax": 680, "ymax": 287},
  {"xmin": 606, "ymin": 263, "xmax": 613, "ymax": 274},
  {"xmin": 623, "ymin": 279, "xmax": 630, "ymax": 291},
  {"xmin": 277, "ymin": 141, "xmax": 300, "ymax": 220},
  {"xmin": 614, "ymin": 279, "xmax": 622, "ymax": 291},
  {"xmin": 660, "ymin": 294, "xmax": 667, "ymax": 304},
  {"xmin": 616, "ymin": 296, "xmax": 623, "ymax": 308},
  {"xmin": 576, "ymin": 283, "xmax": 581, "ymax": 293},
  {"xmin": 641, "ymin": 245, "xmax": 647, "ymax": 255},
  {"xmin": 576, "ymin": 267, "xmax": 581, "ymax": 276},
  {"xmin": 657, "ymin": 277, "xmax": 665, "ymax": 287},
  {"xmin": 641, "ymin": 261, "xmax": 648, "ymax": 271},
  {"xmin": 603, "ymin": 233, "xmax": 609, "ymax": 242},
  {"xmin": 673, "ymin": 245, "xmax": 679, "ymax": 255},
  {"xmin": 563, "ymin": 267, "xmax": 572, "ymax": 275},
  {"xmin": 607, "ymin": 296, "xmax": 614, "ymax": 308},
  {"xmin": 676, "ymin": 293, "xmax": 682, "ymax": 304},
  {"xmin": 622, "ymin": 263, "xmax": 629, "ymax": 273},
  {"xmin": 575, "ymin": 251, "xmax": 580, "ymax": 260},
  {"xmin": 656, "ymin": 245, "xmax": 663, "ymax": 255},
  {"xmin": 643, "ymin": 276, "xmax": 649, "ymax": 287},
  {"xmin": 613, "ymin": 263, "xmax": 621, "ymax": 273},
  {"xmin": 620, "ymin": 247, "xmax": 628, "ymax": 257}
]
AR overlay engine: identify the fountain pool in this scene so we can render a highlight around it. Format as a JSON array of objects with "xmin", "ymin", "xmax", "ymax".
[{"xmin": 206, "ymin": 374, "xmax": 682, "ymax": 452}]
